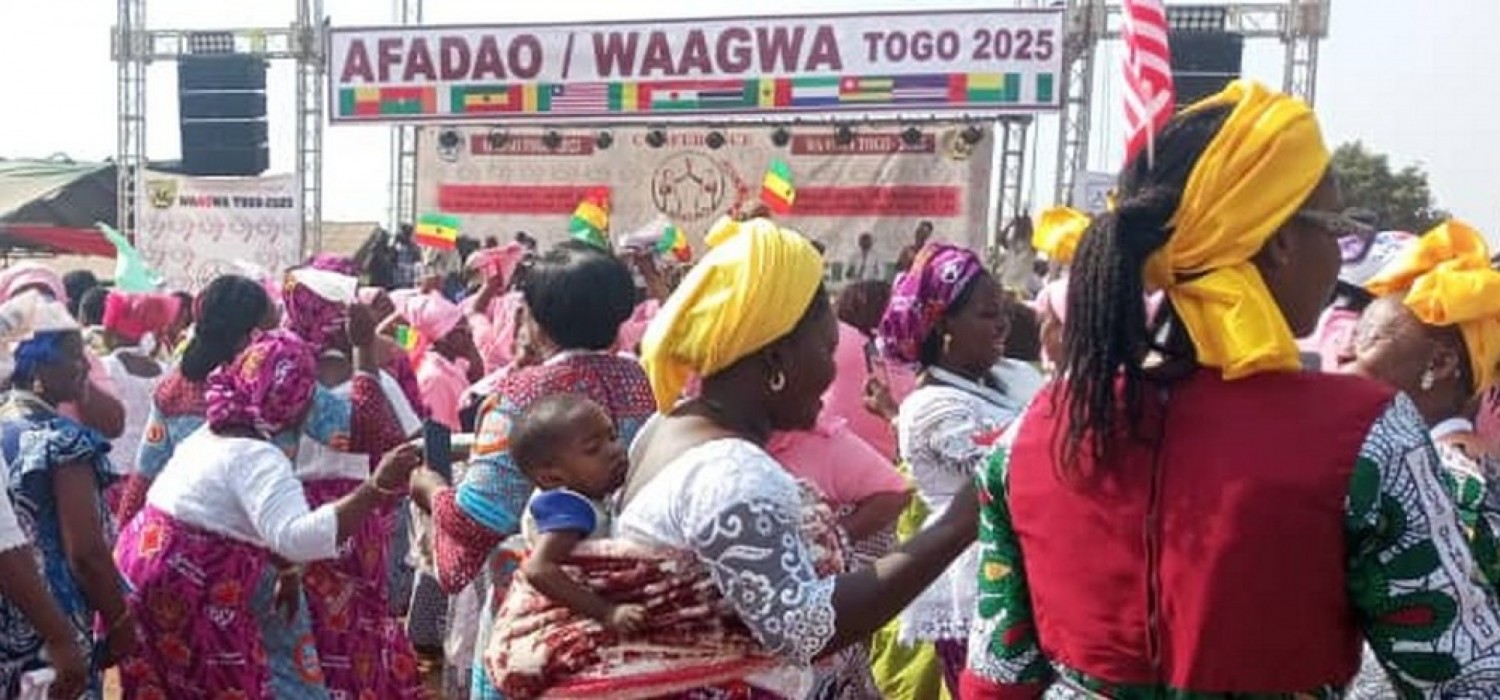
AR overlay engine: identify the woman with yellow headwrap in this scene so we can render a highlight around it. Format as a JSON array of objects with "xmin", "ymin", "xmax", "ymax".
[
  {"xmin": 1338, "ymin": 220, "xmax": 1500, "ymax": 697},
  {"xmin": 963, "ymin": 80, "xmax": 1500, "ymax": 699},
  {"xmin": 479, "ymin": 217, "xmax": 979, "ymax": 698}
]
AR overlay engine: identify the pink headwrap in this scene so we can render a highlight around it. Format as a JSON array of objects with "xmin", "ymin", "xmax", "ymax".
[
  {"xmin": 466, "ymin": 243, "xmax": 527, "ymax": 286},
  {"xmin": 103, "ymin": 291, "xmax": 183, "ymax": 344},
  {"xmin": 879, "ymin": 243, "xmax": 986, "ymax": 365},
  {"xmin": 395, "ymin": 290, "xmax": 465, "ymax": 369},
  {"xmin": 283, "ymin": 270, "xmax": 354, "ymax": 349},
  {"xmin": 397, "ymin": 291, "xmax": 464, "ymax": 343},
  {"xmin": 206, "ymin": 329, "xmax": 318, "ymax": 435},
  {"xmin": 0, "ymin": 263, "xmax": 66, "ymax": 302},
  {"xmin": 307, "ymin": 253, "xmax": 360, "ymax": 277}
]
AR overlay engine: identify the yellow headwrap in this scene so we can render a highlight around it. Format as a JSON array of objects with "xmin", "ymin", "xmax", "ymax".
[
  {"xmin": 1364, "ymin": 220, "xmax": 1500, "ymax": 394},
  {"xmin": 1032, "ymin": 206, "xmax": 1092, "ymax": 265},
  {"xmin": 1143, "ymin": 80, "xmax": 1330, "ymax": 379},
  {"xmin": 639, "ymin": 217, "xmax": 825, "ymax": 411}
]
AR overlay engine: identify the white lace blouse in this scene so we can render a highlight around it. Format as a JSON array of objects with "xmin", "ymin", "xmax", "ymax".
[
  {"xmin": 614, "ymin": 438, "xmax": 838, "ymax": 666},
  {"xmin": 895, "ymin": 360, "xmax": 1043, "ymax": 643}
]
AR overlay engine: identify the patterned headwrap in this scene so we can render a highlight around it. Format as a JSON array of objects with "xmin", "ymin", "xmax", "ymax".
[
  {"xmin": 878, "ymin": 243, "xmax": 986, "ymax": 365},
  {"xmin": 640, "ymin": 216, "xmax": 824, "ymax": 411},
  {"xmin": 306, "ymin": 253, "xmax": 360, "ymax": 277},
  {"xmin": 282, "ymin": 268, "xmax": 357, "ymax": 349},
  {"xmin": 1365, "ymin": 219, "xmax": 1500, "ymax": 394},
  {"xmin": 206, "ymin": 329, "xmax": 318, "ymax": 435},
  {"xmin": 1142, "ymin": 80, "xmax": 1329, "ymax": 380},
  {"xmin": 1031, "ymin": 206, "xmax": 1092, "ymax": 266}
]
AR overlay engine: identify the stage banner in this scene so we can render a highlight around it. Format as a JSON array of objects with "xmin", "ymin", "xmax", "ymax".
[
  {"xmin": 137, "ymin": 174, "xmax": 302, "ymax": 291},
  {"xmin": 329, "ymin": 8, "xmax": 1064, "ymax": 125},
  {"xmin": 416, "ymin": 124, "xmax": 994, "ymax": 284}
]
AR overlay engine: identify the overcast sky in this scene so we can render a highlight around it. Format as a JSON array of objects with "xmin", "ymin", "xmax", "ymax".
[{"xmin": 2, "ymin": 0, "xmax": 1494, "ymax": 237}]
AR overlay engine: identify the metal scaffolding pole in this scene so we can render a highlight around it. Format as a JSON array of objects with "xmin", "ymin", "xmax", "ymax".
[
  {"xmin": 1054, "ymin": 0, "xmax": 1102, "ymax": 206},
  {"xmin": 389, "ymin": 0, "xmax": 423, "ymax": 232},
  {"xmin": 296, "ymin": 0, "xmax": 326, "ymax": 255},
  {"xmin": 112, "ymin": 0, "xmax": 148, "ymax": 241}
]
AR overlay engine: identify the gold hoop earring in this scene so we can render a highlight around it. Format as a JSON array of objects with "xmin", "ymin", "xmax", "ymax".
[{"xmin": 768, "ymin": 369, "xmax": 787, "ymax": 393}]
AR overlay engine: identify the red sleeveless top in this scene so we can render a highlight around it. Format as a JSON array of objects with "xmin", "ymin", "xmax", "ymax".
[{"xmin": 1005, "ymin": 369, "xmax": 1394, "ymax": 692}]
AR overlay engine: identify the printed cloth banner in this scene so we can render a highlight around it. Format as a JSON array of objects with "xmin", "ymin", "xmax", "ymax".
[
  {"xmin": 416, "ymin": 124, "xmax": 995, "ymax": 285},
  {"xmin": 137, "ymin": 174, "xmax": 303, "ymax": 292},
  {"xmin": 329, "ymin": 9, "xmax": 1065, "ymax": 124}
]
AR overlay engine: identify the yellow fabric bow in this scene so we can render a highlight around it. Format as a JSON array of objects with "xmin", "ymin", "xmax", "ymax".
[
  {"xmin": 639, "ymin": 216, "xmax": 825, "ymax": 411},
  {"xmin": 1032, "ymin": 206, "xmax": 1092, "ymax": 265},
  {"xmin": 1144, "ymin": 80, "xmax": 1330, "ymax": 379},
  {"xmin": 1365, "ymin": 220, "xmax": 1500, "ymax": 394}
]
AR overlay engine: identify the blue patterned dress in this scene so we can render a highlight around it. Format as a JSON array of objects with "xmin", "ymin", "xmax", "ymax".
[{"xmin": 0, "ymin": 392, "xmax": 115, "ymax": 699}]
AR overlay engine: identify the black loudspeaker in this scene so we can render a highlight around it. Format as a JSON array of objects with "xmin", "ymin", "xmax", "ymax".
[
  {"xmin": 1169, "ymin": 32, "xmax": 1244, "ymax": 110},
  {"xmin": 178, "ymin": 55, "xmax": 269, "ymax": 176}
]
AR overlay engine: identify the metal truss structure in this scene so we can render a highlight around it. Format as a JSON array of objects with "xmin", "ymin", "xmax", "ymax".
[
  {"xmin": 1053, "ymin": 0, "xmax": 1330, "ymax": 205},
  {"xmin": 112, "ymin": 0, "xmax": 327, "ymax": 253},
  {"xmin": 388, "ymin": 0, "xmax": 424, "ymax": 233}
]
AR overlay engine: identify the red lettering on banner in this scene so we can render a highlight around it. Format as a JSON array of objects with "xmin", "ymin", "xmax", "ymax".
[
  {"xmin": 468, "ymin": 135, "xmax": 595, "ymax": 156},
  {"xmin": 404, "ymin": 38, "xmax": 437, "ymax": 82},
  {"xmin": 439, "ymin": 37, "xmax": 471, "ymax": 80},
  {"xmin": 592, "ymin": 25, "xmax": 843, "ymax": 78},
  {"xmin": 438, "ymin": 185, "xmax": 610, "ymax": 214},
  {"xmin": 340, "ymin": 40, "xmax": 373, "ymax": 82},
  {"xmin": 791, "ymin": 133, "xmax": 935, "ymax": 155},
  {"xmin": 793, "ymin": 186, "xmax": 962, "ymax": 217}
]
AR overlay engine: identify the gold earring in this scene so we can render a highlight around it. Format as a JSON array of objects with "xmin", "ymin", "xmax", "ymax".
[{"xmin": 768, "ymin": 369, "xmax": 787, "ymax": 393}]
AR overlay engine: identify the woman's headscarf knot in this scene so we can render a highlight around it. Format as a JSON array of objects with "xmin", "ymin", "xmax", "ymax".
[
  {"xmin": 206, "ymin": 329, "xmax": 317, "ymax": 435},
  {"xmin": 1143, "ymin": 79, "xmax": 1330, "ymax": 380},
  {"xmin": 639, "ymin": 216, "xmax": 824, "ymax": 411},
  {"xmin": 878, "ymin": 243, "xmax": 984, "ymax": 365},
  {"xmin": 1365, "ymin": 219, "xmax": 1500, "ymax": 394}
]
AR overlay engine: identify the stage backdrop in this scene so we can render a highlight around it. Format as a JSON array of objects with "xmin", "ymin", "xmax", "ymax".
[
  {"xmin": 415, "ymin": 124, "xmax": 994, "ymax": 283},
  {"xmin": 137, "ymin": 173, "xmax": 302, "ymax": 291}
]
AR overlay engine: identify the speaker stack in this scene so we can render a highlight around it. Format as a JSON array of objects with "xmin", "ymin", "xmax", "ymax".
[
  {"xmin": 1166, "ymin": 6, "xmax": 1246, "ymax": 111},
  {"xmin": 178, "ymin": 43, "xmax": 269, "ymax": 176}
]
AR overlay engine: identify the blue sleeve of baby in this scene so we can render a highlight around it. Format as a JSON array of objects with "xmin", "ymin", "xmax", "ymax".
[{"xmin": 528, "ymin": 490, "xmax": 598, "ymax": 536}]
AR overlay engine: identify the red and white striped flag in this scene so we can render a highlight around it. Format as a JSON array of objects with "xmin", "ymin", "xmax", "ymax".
[{"xmin": 1121, "ymin": 0, "xmax": 1176, "ymax": 165}]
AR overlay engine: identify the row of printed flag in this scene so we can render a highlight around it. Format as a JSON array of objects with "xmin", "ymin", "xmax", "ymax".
[
  {"xmin": 338, "ymin": 73, "xmax": 1054, "ymax": 118},
  {"xmin": 413, "ymin": 159, "xmax": 797, "ymax": 259}
]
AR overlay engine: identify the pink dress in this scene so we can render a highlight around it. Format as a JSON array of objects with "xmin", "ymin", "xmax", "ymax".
[
  {"xmin": 614, "ymin": 299, "xmax": 661, "ymax": 356},
  {"xmin": 768, "ymin": 417, "xmax": 908, "ymax": 510},
  {"xmin": 416, "ymin": 352, "xmax": 471, "ymax": 432},
  {"xmin": 469, "ymin": 291, "xmax": 525, "ymax": 374}
]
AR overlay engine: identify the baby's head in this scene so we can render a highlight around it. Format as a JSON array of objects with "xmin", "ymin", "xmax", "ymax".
[{"xmin": 511, "ymin": 393, "xmax": 627, "ymax": 500}]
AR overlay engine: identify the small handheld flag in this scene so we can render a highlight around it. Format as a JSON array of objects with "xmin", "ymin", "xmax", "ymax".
[
  {"xmin": 394, "ymin": 324, "xmax": 420, "ymax": 351},
  {"xmin": 760, "ymin": 159, "xmax": 795, "ymax": 214},
  {"xmin": 569, "ymin": 188, "xmax": 611, "ymax": 250},
  {"xmin": 97, "ymin": 224, "xmax": 164, "ymax": 292},
  {"xmin": 654, "ymin": 223, "xmax": 692, "ymax": 262},
  {"xmin": 414, "ymin": 213, "xmax": 460, "ymax": 250}
]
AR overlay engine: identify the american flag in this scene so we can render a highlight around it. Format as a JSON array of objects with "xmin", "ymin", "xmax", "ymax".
[
  {"xmin": 1121, "ymin": 0, "xmax": 1175, "ymax": 164},
  {"xmin": 550, "ymin": 83, "xmax": 609, "ymax": 112}
]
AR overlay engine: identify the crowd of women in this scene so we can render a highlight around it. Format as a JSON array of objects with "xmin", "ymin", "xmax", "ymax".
[{"xmin": 3, "ymin": 78, "xmax": 1500, "ymax": 700}]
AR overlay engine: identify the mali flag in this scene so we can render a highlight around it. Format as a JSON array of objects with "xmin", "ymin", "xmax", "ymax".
[
  {"xmin": 654, "ymin": 223, "xmax": 692, "ymax": 262},
  {"xmin": 569, "ymin": 189, "xmax": 611, "ymax": 250},
  {"xmin": 414, "ymin": 213, "xmax": 459, "ymax": 250},
  {"xmin": 761, "ymin": 159, "xmax": 795, "ymax": 214}
]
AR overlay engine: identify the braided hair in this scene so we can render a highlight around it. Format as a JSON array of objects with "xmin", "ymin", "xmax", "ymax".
[
  {"xmin": 180, "ymin": 275, "xmax": 271, "ymax": 382},
  {"xmin": 1058, "ymin": 105, "xmax": 1232, "ymax": 470}
]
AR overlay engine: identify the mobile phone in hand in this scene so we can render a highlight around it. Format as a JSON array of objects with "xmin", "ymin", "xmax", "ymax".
[{"xmin": 423, "ymin": 419, "xmax": 453, "ymax": 482}]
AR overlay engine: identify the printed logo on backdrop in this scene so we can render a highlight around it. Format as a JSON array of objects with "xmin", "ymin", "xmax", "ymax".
[
  {"xmin": 148, "ymin": 180, "xmax": 179, "ymax": 209},
  {"xmin": 652, "ymin": 153, "xmax": 734, "ymax": 223}
]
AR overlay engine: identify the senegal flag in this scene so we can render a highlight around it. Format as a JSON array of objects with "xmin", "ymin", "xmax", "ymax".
[
  {"xmin": 569, "ymin": 188, "xmax": 611, "ymax": 250},
  {"xmin": 761, "ymin": 159, "xmax": 795, "ymax": 214}
]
